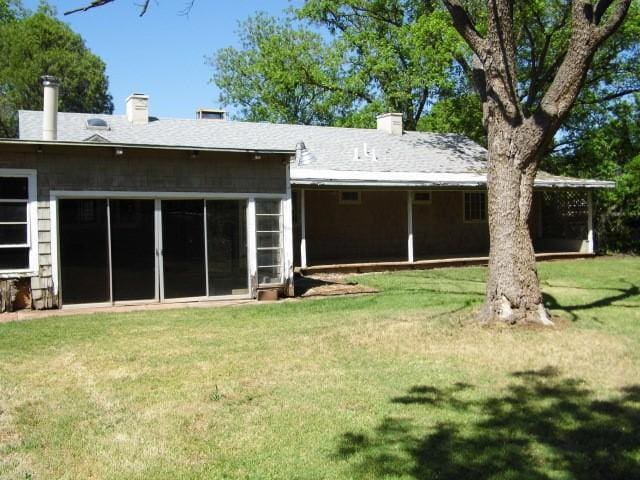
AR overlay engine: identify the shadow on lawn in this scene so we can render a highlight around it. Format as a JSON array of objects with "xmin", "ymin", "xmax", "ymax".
[
  {"xmin": 542, "ymin": 282, "xmax": 639, "ymax": 321},
  {"xmin": 337, "ymin": 367, "xmax": 640, "ymax": 480}
]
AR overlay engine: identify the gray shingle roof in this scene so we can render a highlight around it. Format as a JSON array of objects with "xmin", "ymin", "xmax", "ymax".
[
  {"xmin": 17, "ymin": 110, "xmax": 614, "ymax": 188},
  {"xmin": 18, "ymin": 110, "xmax": 487, "ymax": 174}
]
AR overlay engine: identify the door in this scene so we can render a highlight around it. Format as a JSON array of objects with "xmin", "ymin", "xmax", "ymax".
[
  {"xmin": 161, "ymin": 200, "xmax": 206, "ymax": 299},
  {"xmin": 206, "ymin": 200, "xmax": 249, "ymax": 296},
  {"xmin": 110, "ymin": 199, "xmax": 156, "ymax": 302},
  {"xmin": 59, "ymin": 199, "xmax": 110, "ymax": 304}
]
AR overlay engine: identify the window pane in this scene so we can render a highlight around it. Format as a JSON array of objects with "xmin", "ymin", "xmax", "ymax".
[
  {"xmin": 0, "ymin": 202, "xmax": 27, "ymax": 222},
  {"xmin": 257, "ymin": 249, "xmax": 281, "ymax": 267},
  {"xmin": 255, "ymin": 200, "xmax": 281, "ymax": 215},
  {"xmin": 0, "ymin": 224, "xmax": 27, "ymax": 245},
  {"xmin": 206, "ymin": 200, "xmax": 248, "ymax": 296},
  {"xmin": 59, "ymin": 199, "xmax": 110, "ymax": 304},
  {"xmin": 256, "ymin": 215, "xmax": 280, "ymax": 232},
  {"xmin": 257, "ymin": 266, "xmax": 281, "ymax": 284},
  {"xmin": 0, "ymin": 177, "xmax": 28, "ymax": 199},
  {"xmin": 257, "ymin": 232, "xmax": 281, "ymax": 248},
  {"xmin": 0, "ymin": 248, "xmax": 29, "ymax": 270},
  {"xmin": 341, "ymin": 191, "xmax": 360, "ymax": 202}
]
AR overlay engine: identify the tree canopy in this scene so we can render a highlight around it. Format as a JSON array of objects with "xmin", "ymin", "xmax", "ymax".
[
  {"xmin": 211, "ymin": 1, "xmax": 466, "ymax": 129},
  {"xmin": 0, "ymin": 1, "xmax": 113, "ymax": 137}
]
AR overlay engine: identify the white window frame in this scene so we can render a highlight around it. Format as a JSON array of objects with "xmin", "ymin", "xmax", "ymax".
[
  {"xmin": 255, "ymin": 199, "xmax": 285, "ymax": 286},
  {"xmin": 412, "ymin": 191, "xmax": 432, "ymax": 204},
  {"xmin": 463, "ymin": 191, "xmax": 487, "ymax": 223},
  {"xmin": 338, "ymin": 190, "xmax": 362, "ymax": 205},
  {"xmin": 0, "ymin": 169, "xmax": 38, "ymax": 276}
]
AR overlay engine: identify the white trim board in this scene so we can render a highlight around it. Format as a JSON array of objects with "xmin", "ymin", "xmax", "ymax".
[{"xmin": 290, "ymin": 168, "xmax": 615, "ymax": 189}]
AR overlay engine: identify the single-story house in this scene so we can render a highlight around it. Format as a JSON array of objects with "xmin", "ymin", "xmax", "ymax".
[{"xmin": 0, "ymin": 78, "xmax": 613, "ymax": 310}]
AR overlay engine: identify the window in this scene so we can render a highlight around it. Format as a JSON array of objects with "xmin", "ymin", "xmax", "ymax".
[
  {"xmin": 255, "ymin": 199, "xmax": 283, "ymax": 284},
  {"xmin": 339, "ymin": 191, "xmax": 361, "ymax": 205},
  {"xmin": 412, "ymin": 191, "xmax": 432, "ymax": 204},
  {"xmin": 0, "ymin": 171, "xmax": 36, "ymax": 271},
  {"xmin": 464, "ymin": 192, "xmax": 487, "ymax": 222}
]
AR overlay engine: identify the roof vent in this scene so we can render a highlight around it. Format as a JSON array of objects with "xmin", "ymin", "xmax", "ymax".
[
  {"xmin": 196, "ymin": 108, "xmax": 225, "ymax": 120},
  {"xmin": 86, "ymin": 117, "xmax": 109, "ymax": 130}
]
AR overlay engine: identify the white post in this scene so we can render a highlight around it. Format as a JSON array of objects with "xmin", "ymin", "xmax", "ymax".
[
  {"xmin": 247, "ymin": 198, "xmax": 257, "ymax": 298},
  {"xmin": 587, "ymin": 190, "xmax": 594, "ymax": 254},
  {"xmin": 282, "ymin": 164, "xmax": 295, "ymax": 296},
  {"xmin": 407, "ymin": 191, "xmax": 414, "ymax": 262},
  {"xmin": 300, "ymin": 189, "xmax": 307, "ymax": 268}
]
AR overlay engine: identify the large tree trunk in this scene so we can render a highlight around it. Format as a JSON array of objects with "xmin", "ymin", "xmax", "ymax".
[{"xmin": 481, "ymin": 121, "xmax": 553, "ymax": 325}]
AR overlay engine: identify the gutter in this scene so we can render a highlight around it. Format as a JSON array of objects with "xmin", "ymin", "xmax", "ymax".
[{"xmin": 0, "ymin": 139, "xmax": 296, "ymax": 156}]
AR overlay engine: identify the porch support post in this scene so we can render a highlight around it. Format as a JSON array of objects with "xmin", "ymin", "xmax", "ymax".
[
  {"xmin": 300, "ymin": 189, "xmax": 307, "ymax": 268},
  {"xmin": 283, "ymin": 165, "xmax": 295, "ymax": 296},
  {"xmin": 407, "ymin": 191, "xmax": 414, "ymax": 263},
  {"xmin": 587, "ymin": 190, "xmax": 594, "ymax": 254}
]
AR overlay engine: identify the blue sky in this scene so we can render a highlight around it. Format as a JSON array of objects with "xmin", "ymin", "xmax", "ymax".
[{"xmin": 23, "ymin": 1, "xmax": 297, "ymax": 118}]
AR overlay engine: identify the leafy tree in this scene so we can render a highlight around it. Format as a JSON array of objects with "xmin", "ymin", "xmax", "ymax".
[
  {"xmin": 210, "ymin": 1, "xmax": 465, "ymax": 129},
  {"xmin": 418, "ymin": 93, "xmax": 485, "ymax": 144},
  {"xmin": 442, "ymin": 0, "xmax": 633, "ymax": 325},
  {"xmin": 0, "ymin": 2, "xmax": 113, "ymax": 137},
  {"xmin": 210, "ymin": 13, "xmax": 342, "ymax": 125}
]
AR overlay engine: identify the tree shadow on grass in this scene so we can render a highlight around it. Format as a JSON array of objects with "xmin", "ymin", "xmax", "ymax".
[
  {"xmin": 542, "ymin": 283, "xmax": 639, "ymax": 321},
  {"xmin": 337, "ymin": 367, "xmax": 640, "ymax": 479}
]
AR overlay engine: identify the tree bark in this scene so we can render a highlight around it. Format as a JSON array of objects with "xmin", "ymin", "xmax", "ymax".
[
  {"xmin": 442, "ymin": 0, "xmax": 632, "ymax": 325},
  {"xmin": 481, "ymin": 119, "xmax": 552, "ymax": 325}
]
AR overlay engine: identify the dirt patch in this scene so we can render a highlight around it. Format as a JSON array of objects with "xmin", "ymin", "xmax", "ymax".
[{"xmin": 295, "ymin": 273, "xmax": 379, "ymax": 297}]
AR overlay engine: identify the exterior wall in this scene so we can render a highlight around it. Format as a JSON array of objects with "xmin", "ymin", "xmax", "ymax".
[
  {"xmin": 413, "ymin": 191, "xmax": 489, "ymax": 257},
  {"xmin": 303, "ymin": 189, "xmax": 408, "ymax": 263},
  {"xmin": 0, "ymin": 144, "xmax": 288, "ymax": 310},
  {"xmin": 294, "ymin": 188, "xmax": 591, "ymax": 268},
  {"xmin": 298, "ymin": 189, "xmax": 490, "ymax": 264}
]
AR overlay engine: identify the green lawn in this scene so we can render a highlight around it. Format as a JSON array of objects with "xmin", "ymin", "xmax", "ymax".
[{"xmin": 0, "ymin": 257, "xmax": 639, "ymax": 480}]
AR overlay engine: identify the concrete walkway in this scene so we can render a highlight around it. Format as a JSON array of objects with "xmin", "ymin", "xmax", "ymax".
[{"xmin": 0, "ymin": 298, "xmax": 262, "ymax": 323}]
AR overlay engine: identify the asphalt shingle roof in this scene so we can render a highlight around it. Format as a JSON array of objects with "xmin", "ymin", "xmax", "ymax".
[
  {"xmin": 19, "ymin": 110, "xmax": 487, "ymax": 174},
  {"xmin": 17, "ymin": 110, "xmax": 613, "ymax": 188}
]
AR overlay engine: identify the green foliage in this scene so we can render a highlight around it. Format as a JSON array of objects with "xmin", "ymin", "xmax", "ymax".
[
  {"xmin": 0, "ymin": 2, "xmax": 113, "ymax": 137},
  {"xmin": 418, "ymin": 93, "xmax": 485, "ymax": 145},
  {"xmin": 210, "ymin": 13, "xmax": 341, "ymax": 124},
  {"xmin": 210, "ymin": 1, "xmax": 465, "ymax": 130}
]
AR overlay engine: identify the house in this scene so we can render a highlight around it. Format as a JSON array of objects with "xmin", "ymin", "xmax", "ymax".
[{"xmin": 0, "ymin": 77, "xmax": 613, "ymax": 310}]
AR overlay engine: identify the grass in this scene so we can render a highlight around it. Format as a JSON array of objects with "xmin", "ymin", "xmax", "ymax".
[{"xmin": 0, "ymin": 256, "xmax": 639, "ymax": 479}]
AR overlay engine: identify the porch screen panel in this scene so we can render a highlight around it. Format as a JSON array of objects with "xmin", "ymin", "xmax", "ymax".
[
  {"xmin": 255, "ymin": 200, "xmax": 283, "ymax": 284},
  {"xmin": 161, "ymin": 200, "xmax": 206, "ymax": 299},
  {"xmin": 110, "ymin": 199, "xmax": 156, "ymax": 301},
  {"xmin": 206, "ymin": 200, "xmax": 248, "ymax": 296},
  {"xmin": 59, "ymin": 199, "xmax": 110, "ymax": 304}
]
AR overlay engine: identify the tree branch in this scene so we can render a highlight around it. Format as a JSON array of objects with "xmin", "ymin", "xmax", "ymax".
[
  {"xmin": 65, "ymin": 0, "xmax": 151, "ymax": 16},
  {"xmin": 441, "ymin": 0, "xmax": 487, "ymax": 58},
  {"xmin": 594, "ymin": 0, "xmax": 632, "ymax": 43},
  {"xmin": 578, "ymin": 87, "xmax": 640, "ymax": 105}
]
